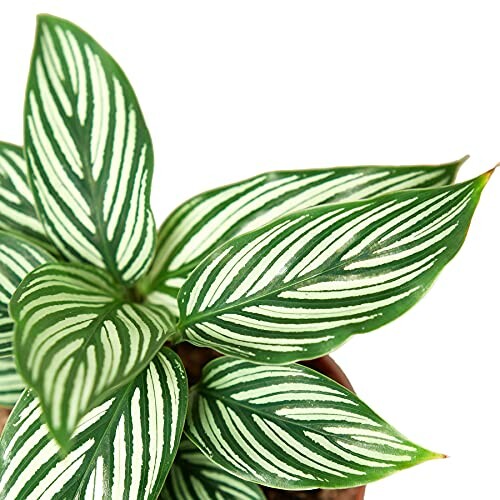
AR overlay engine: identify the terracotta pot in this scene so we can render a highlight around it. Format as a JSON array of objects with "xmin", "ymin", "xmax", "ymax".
[
  {"xmin": 0, "ymin": 407, "xmax": 9, "ymax": 434},
  {"xmin": 174, "ymin": 344, "xmax": 366, "ymax": 500}
]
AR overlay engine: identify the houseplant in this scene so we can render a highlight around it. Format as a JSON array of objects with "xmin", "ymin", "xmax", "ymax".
[{"xmin": 0, "ymin": 14, "xmax": 493, "ymax": 498}]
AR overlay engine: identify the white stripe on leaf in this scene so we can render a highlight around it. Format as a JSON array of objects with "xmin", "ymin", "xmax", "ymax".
[
  {"xmin": 10, "ymin": 262, "xmax": 177, "ymax": 449},
  {"xmin": 185, "ymin": 357, "xmax": 442, "ymax": 490},
  {"xmin": 0, "ymin": 357, "xmax": 24, "ymax": 408},
  {"xmin": 24, "ymin": 15, "xmax": 156, "ymax": 284},
  {"xmin": 161, "ymin": 438, "xmax": 265, "ymax": 500},
  {"xmin": 147, "ymin": 158, "xmax": 466, "ymax": 314},
  {"xmin": 0, "ymin": 143, "xmax": 52, "ymax": 248},
  {"xmin": 179, "ymin": 174, "xmax": 490, "ymax": 363},
  {"xmin": 0, "ymin": 232, "xmax": 54, "ymax": 361},
  {"xmin": 0, "ymin": 349, "xmax": 187, "ymax": 500}
]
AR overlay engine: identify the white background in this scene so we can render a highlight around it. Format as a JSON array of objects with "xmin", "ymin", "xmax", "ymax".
[{"xmin": 2, "ymin": 2, "xmax": 499, "ymax": 499}]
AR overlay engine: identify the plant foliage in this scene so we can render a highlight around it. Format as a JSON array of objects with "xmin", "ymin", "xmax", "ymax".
[
  {"xmin": 0, "ymin": 13, "xmax": 493, "ymax": 498},
  {"xmin": 146, "ymin": 158, "xmax": 465, "ymax": 317},
  {"xmin": 10, "ymin": 262, "xmax": 176, "ymax": 449},
  {"xmin": 178, "ymin": 176, "xmax": 488, "ymax": 363},
  {"xmin": 186, "ymin": 357, "xmax": 442, "ymax": 489},
  {"xmin": 0, "ymin": 348, "xmax": 187, "ymax": 499},
  {"xmin": 24, "ymin": 15, "xmax": 156, "ymax": 285}
]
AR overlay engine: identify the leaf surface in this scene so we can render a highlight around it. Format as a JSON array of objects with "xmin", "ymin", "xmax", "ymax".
[
  {"xmin": 0, "ymin": 142, "xmax": 52, "ymax": 250},
  {"xmin": 0, "ymin": 357, "xmax": 24, "ymax": 408},
  {"xmin": 179, "ymin": 174, "xmax": 490, "ymax": 363},
  {"xmin": 0, "ymin": 348, "xmax": 188, "ymax": 499},
  {"xmin": 185, "ymin": 357, "xmax": 441, "ymax": 490},
  {"xmin": 10, "ymin": 262, "xmax": 175, "ymax": 448},
  {"xmin": 24, "ymin": 15, "xmax": 155, "ymax": 284},
  {"xmin": 148, "ymin": 160, "xmax": 464, "ymax": 316},
  {"xmin": 161, "ymin": 438, "xmax": 265, "ymax": 499},
  {"xmin": 0, "ymin": 231, "xmax": 54, "ymax": 358}
]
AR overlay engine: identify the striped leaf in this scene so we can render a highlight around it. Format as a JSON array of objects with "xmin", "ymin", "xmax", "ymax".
[
  {"xmin": 161, "ymin": 438, "xmax": 265, "ymax": 500},
  {"xmin": 0, "ymin": 357, "xmax": 23, "ymax": 408},
  {"xmin": 178, "ymin": 173, "xmax": 491, "ymax": 363},
  {"xmin": 10, "ymin": 262, "xmax": 176, "ymax": 449},
  {"xmin": 0, "ymin": 348, "xmax": 188, "ymax": 499},
  {"xmin": 0, "ymin": 142, "xmax": 53, "ymax": 251},
  {"xmin": 146, "ymin": 159, "xmax": 465, "ymax": 316},
  {"xmin": 0, "ymin": 230, "xmax": 54, "ymax": 358},
  {"xmin": 186, "ymin": 357, "xmax": 442, "ymax": 490},
  {"xmin": 24, "ymin": 15, "xmax": 156, "ymax": 284}
]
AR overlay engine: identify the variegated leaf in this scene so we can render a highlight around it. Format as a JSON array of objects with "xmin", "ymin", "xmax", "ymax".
[
  {"xmin": 24, "ymin": 15, "xmax": 155, "ymax": 284},
  {"xmin": 0, "ymin": 348, "xmax": 188, "ymax": 499},
  {"xmin": 186, "ymin": 357, "xmax": 442, "ymax": 490},
  {"xmin": 161, "ymin": 438, "xmax": 265, "ymax": 500},
  {"xmin": 0, "ymin": 230, "xmax": 54, "ymax": 358},
  {"xmin": 10, "ymin": 262, "xmax": 176, "ymax": 448},
  {"xmin": 0, "ymin": 357, "xmax": 23, "ymax": 408},
  {"xmin": 0, "ymin": 142, "xmax": 53, "ymax": 251},
  {"xmin": 146, "ymin": 159, "xmax": 465, "ymax": 316},
  {"xmin": 178, "ymin": 173, "xmax": 491, "ymax": 363}
]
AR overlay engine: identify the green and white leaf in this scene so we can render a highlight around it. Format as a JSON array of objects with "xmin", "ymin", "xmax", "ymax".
[
  {"xmin": 0, "ymin": 348, "xmax": 188, "ymax": 499},
  {"xmin": 10, "ymin": 262, "xmax": 176, "ymax": 448},
  {"xmin": 147, "ymin": 159, "xmax": 465, "ymax": 316},
  {"xmin": 179, "ymin": 173, "xmax": 490, "ymax": 363},
  {"xmin": 24, "ymin": 15, "xmax": 156, "ymax": 284},
  {"xmin": 0, "ymin": 142, "xmax": 53, "ymax": 250},
  {"xmin": 161, "ymin": 438, "xmax": 265, "ymax": 500},
  {"xmin": 186, "ymin": 357, "xmax": 441, "ymax": 490},
  {"xmin": 0, "ymin": 230, "xmax": 54, "ymax": 358},
  {"xmin": 0, "ymin": 232, "xmax": 53, "ymax": 408},
  {"xmin": 0, "ymin": 357, "xmax": 24, "ymax": 408}
]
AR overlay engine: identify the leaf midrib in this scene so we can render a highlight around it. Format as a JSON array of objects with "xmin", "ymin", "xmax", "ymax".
[
  {"xmin": 154, "ymin": 163, "xmax": 461, "ymax": 296},
  {"xmin": 178, "ymin": 210, "xmax": 449, "ymax": 329},
  {"xmin": 42, "ymin": 30, "xmax": 124, "ymax": 287},
  {"xmin": 78, "ymin": 104, "xmax": 123, "ymax": 286},
  {"xmin": 73, "ymin": 381, "xmax": 135, "ymax": 497}
]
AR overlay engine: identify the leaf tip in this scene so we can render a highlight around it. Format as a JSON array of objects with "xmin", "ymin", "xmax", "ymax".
[
  {"xmin": 446, "ymin": 155, "xmax": 469, "ymax": 182},
  {"xmin": 475, "ymin": 167, "xmax": 496, "ymax": 191},
  {"xmin": 36, "ymin": 13, "xmax": 56, "ymax": 26},
  {"xmin": 457, "ymin": 154, "xmax": 470, "ymax": 166},
  {"xmin": 408, "ymin": 442, "xmax": 449, "ymax": 466},
  {"xmin": 420, "ymin": 448, "xmax": 448, "ymax": 463},
  {"xmin": 35, "ymin": 13, "xmax": 73, "ymax": 33},
  {"xmin": 484, "ymin": 166, "xmax": 496, "ymax": 181},
  {"xmin": 469, "ymin": 167, "xmax": 496, "ymax": 192},
  {"xmin": 43, "ymin": 414, "xmax": 73, "ymax": 456},
  {"xmin": 55, "ymin": 437, "xmax": 72, "ymax": 458}
]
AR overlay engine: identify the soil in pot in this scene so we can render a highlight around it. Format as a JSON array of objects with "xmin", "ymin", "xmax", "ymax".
[{"xmin": 174, "ymin": 344, "xmax": 366, "ymax": 500}]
